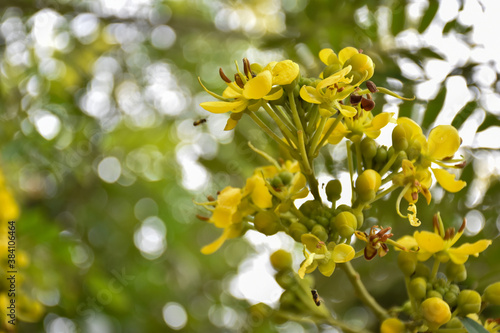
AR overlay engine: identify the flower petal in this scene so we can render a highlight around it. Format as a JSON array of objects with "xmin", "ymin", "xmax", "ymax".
[
  {"xmin": 200, "ymin": 100, "xmax": 248, "ymax": 114},
  {"xmin": 298, "ymin": 252, "xmax": 316, "ymax": 279},
  {"xmin": 218, "ymin": 187, "xmax": 243, "ymax": 208},
  {"xmin": 332, "ymin": 244, "xmax": 355, "ymax": 263},
  {"xmin": 243, "ymin": 70, "xmax": 273, "ymax": 100},
  {"xmin": 448, "ymin": 240, "xmax": 492, "ymax": 264},
  {"xmin": 339, "ymin": 105, "xmax": 357, "ymax": 118},
  {"xmin": 263, "ymin": 86, "xmax": 283, "ymax": 101},
  {"xmin": 427, "ymin": 125, "xmax": 460, "ymax": 160},
  {"xmin": 201, "ymin": 228, "xmax": 231, "ymax": 254},
  {"xmin": 317, "ymin": 66, "xmax": 352, "ymax": 90},
  {"xmin": 300, "ymin": 86, "xmax": 322, "ymax": 104},
  {"xmin": 318, "ymin": 260, "xmax": 336, "ymax": 277},
  {"xmin": 414, "ymin": 231, "xmax": 445, "ymax": 253},
  {"xmin": 432, "ymin": 168, "xmax": 466, "ymax": 193},
  {"xmin": 338, "ymin": 47, "xmax": 359, "ymax": 64},
  {"xmin": 319, "ymin": 48, "xmax": 335, "ymax": 65},
  {"xmin": 271, "ymin": 60, "xmax": 300, "ymax": 85},
  {"xmin": 301, "ymin": 233, "xmax": 324, "ymax": 253}
]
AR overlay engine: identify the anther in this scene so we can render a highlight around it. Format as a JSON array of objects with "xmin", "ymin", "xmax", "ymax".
[
  {"xmin": 196, "ymin": 214, "xmax": 210, "ymax": 221},
  {"xmin": 361, "ymin": 97, "xmax": 375, "ymax": 111},
  {"xmin": 454, "ymin": 161, "xmax": 467, "ymax": 168},
  {"xmin": 458, "ymin": 218, "xmax": 467, "ymax": 233},
  {"xmin": 234, "ymin": 74, "xmax": 245, "ymax": 88},
  {"xmin": 366, "ymin": 81, "xmax": 378, "ymax": 93},
  {"xmin": 243, "ymin": 58, "xmax": 252, "ymax": 79},
  {"xmin": 350, "ymin": 94, "xmax": 362, "ymax": 105},
  {"xmin": 207, "ymin": 195, "xmax": 215, "ymax": 201},
  {"xmin": 219, "ymin": 68, "xmax": 232, "ymax": 83}
]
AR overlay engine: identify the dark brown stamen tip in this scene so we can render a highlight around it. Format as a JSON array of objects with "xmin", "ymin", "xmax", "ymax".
[
  {"xmin": 359, "ymin": 49, "xmax": 363, "ymax": 54},
  {"xmin": 234, "ymin": 74, "xmax": 244, "ymax": 88},
  {"xmin": 216, "ymin": 191, "xmax": 221, "ymax": 195},
  {"xmin": 338, "ymin": 100, "xmax": 344, "ymax": 105},
  {"xmin": 361, "ymin": 97, "xmax": 375, "ymax": 111},
  {"xmin": 350, "ymin": 94, "xmax": 362, "ymax": 105},
  {"xmin": 243, "ymin": 58, "xmax": 252, "ymax": 79},
  {"xmin": 207, "ymin": 195, "xmax": 215, "ymax": 202},
  {"xmin": 337, "ymin": 87, "xmax": 345, "ymax": 93},
  {"xmin": 454, "ymin": 161, "xmax": 467, "ymax": 168},
  {"xmin": 219, "ymin": 68, "xmax": 232, "ymax": 83},
  {"xmin": 411, "ymin": 192, "xmax": 418, "ymax": 201},
  {"xmin": 196, "ymin": 214, "xmax": 210, "ymax": 221},
  {"xmin": 433, "ymin": 214, "xmax": 440, "ymax": 231},
  {"xmin": 458, "ymin": 218, "xmax": 467, "ymax": 233},
  {"xmin": 366, "ymin": 81, "xmax": 378, "ymax": 93}
]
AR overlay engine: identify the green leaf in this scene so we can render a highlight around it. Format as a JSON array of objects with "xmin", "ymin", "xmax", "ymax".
[
  {"xmin": 460, "ymin": 317, "xmax": 489, "ymax": 333},
  {"xmin": 418, "ymin": 0, "xmax": 439, "ymax": 33},
  {"xmin": 420, "ymin": 47, "xmax": 445, "ymax": 60},
  {"xmin": 422, "ymin": 86, "xmax": 446, "ymax": 129},
  {"xmin": 451, "ymin": 101, "xmax": 477, "ymax": 128},
  {"xmin": 391, "ymin": 2, "xmax": 406, "ymax": 36}
]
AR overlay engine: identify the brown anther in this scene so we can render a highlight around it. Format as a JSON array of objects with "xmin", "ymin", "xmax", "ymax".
[
  {"xmin": 317, "ymin": 241, "xmax": 325, "ymax": 248},
  {"xmin": 444, "ymin": 227, "xmax": 452, "ymax": 240},
  {"xmin": 196, "ymin": 214, "xmax": 210, "ymax": 221},
  {"xmin": 207, "ymin": 195, "xmax": 215, "ymax": 202},
  {"xmin": 455, "ymin": 161, "xmax": 467, "ymax": 168},
  {"xmin": 361, "ymin": 97, "xmax": 375, "ymax": 111},
  {"xmin": 234, "ymin": 74, "xmax": 245, "ymax": 88},
  {"xmin": 359, "ymin": 49, "xmax": 364, "ymax": 54},
  {"xmin": 216, "ymin": 191, "xmax": 221, "ymax": 195},
  {"xmin": 337, "ymin": 87, "xmax": 345, "ymax": 93},
  {"xmin": 350, "ymin": 94, "xmax": 362, "ymax": 105},
  {"xmin": 411, "ymin": 192, "xmax": 418, "ymax": 201},
  {"xmin": 458, "ymin": 218, "xmax": 467, "ymax": 233},
  {"xmin": 243, "ymin": 58, "xmax": 252, "ymax": 79},
  {"xmin": 219, "ymin": 68, "xmax": 232, "ymax": 83},
  {"xmin": 339, "ymin": 100, "xmax": 344, "ymax": 105},
  {"xmin": 366, "ymin": 93, "xmax": 373, "ymax": 100},
  {"xmin": 366, "ymin": 81, "xmax": 378, "ymax": 93}
]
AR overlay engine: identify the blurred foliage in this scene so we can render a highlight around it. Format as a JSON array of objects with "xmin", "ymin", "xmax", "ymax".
[{"xmin": 0, "ymin": 0, "xmax": 499, "ymax": 332}]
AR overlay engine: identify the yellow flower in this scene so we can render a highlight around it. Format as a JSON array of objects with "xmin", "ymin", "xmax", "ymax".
[
  {"xmin": 393, "ymin": 159, "xmax": 432, "ymax": 205},
  {"xmin": 298, "ymin": 234, "xmax": 355, "ymax": 278},
  {"xmin": 484, "ymin": 319, "xmax": 500, "ymax": 333},
  {"xmin": 200, "ymin": 186, "xmax": 245, "ymax": 254},
  {"xmin": 412, "ymin": 213, "xmax": 491, "ymax": 264},
  {"xmin": 319, "ymin": 47, "xmax": 375, "ymax": 84},
  {"xmin": 421, "ymin": 297, "xmax": 451, "ymax": 330},
  {"xmin": 299, "ymin": 66, "xmax": 358, "ymax": 117},
  {"xmin": 380, "ymin": 318, "xmax": 406, "ymax": 333}
]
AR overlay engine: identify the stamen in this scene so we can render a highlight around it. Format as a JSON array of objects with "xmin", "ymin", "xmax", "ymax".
[
  {"xmin": 458, "ymin": 218, "xmax": 467, "ymax": 233},
  {"xmin": 207, "ymin": 195, "xmax": 215, "ymax": 201},
  {"xmin": 234, "ymin": 74, "xmax": 245, "ymax": 88},
  {"xmin": 350, "ymin": 94, "xmax": 362, "ymax": 105},
  {"xmin": 361, "ymin": 97, "xmax": 375, "ymax": 111},
  {"xmin": 243, "ymin": 58, "xmax": 252, "ymax": 80},
  {"xmin": 219, "ymin": 68, "xmax": 232, "ymax": 83},
  {"xmin": 196, "ymin": 214, "xmax": 210, "ymax": 221},
  {"xmin": 454, "ymin": 161, "xmax": 466, "ymax": 168},
  {"xmin": 366, "ymin": 81, "xmax": 378, "ymax": 93}
]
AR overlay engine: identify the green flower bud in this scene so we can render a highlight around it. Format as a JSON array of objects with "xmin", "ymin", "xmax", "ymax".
[
  {"xmin": 270, "ymin": 176, "xmax": 284, "ymax": 188},
  {"xmin": 446, "ymin": 262, "xmax": 467, "ymax": 282},
  {"xmin": 299, "ymin": 200, "xmax": 323, "ymax": 217},
  {"xmin": 279, "ymin": 171, "xmax": 293, "ymax": 186},
  {"xmin": 427, "ymin": 290, "xmax": 443, "ymax": 299},
  {"xmin": 421, "ymin": 297, "xmax": 451, "ymax": 330},
  {"xmin": 415, "ymin": 263, "xmax": 430, "ymax": 278},
  {"xmin": 457, "ymin": 290, "xmax": 482, "ymax": 315},
  {"xmin": 254, "ymin": 211, "xmax": 281, "ymax": 236},
  {"xmin": 331, "ymin": 211, "xmax": 358, "ymax": 239},
  {"xmin": 355, "ymin": 169, "xmax": 381, "ymax": 202},
  {"xmin": 374, "ymin": 146, "xmax": 388, "ymax": 165},
  {"xmin": 275, "ymin": 270, "xmax": 295, "ymax": 289},
  {"xmin": 249, "ymin": 303, "xmax": 273, "ymax": 320},
  {"xmin": 302, "ymin": 218, "xmax": 316, "ymax": 230},
  {"xmin": 397, "ymin": 252, "xmax": 417, "ymax": 276},
  {"xmin": 445, "ymin": 317, "xmax": 464, "ymax": 329},
  {"xmin": 343, "ymin": 53, "xmax": 375, "ymax": 84},
  {"xmin": 316, "ymin": 216, "xmax": 329, "ymax": 228},
  {"xmin": 444, "ymin": 291, "xmax": 457, "ymax": 308},
  {"xmin": 380, "ymin": 318, "xmax": 406, "ymax": 333},
  {"xmin": 435, "ymin": 287, "xmax": 446, "ymax": 296},
  {"xmin": 409, "ymin": 277, "xmax": 427, "ymax": 300},
  {"xmin": 361, "ymin": 137, "xmax": 377, "ymax": 161},
  {"xmin": 289, "ymin": 222, "xmax": 308, "ymax": 242},
  {"xmin": 325, "ymin": 179, "xmax": 342, "ymax": 203},
  {"xmin": 483, "ymin": 282, "xmax": 500, "ymax": 305},
  {"xmin": 449, "ymin": 284, "xmax": 460, "ymax": 295},
  {"xmin": 407, "ymin": 140, "xmax": 422, "ymax": 161},
  {"xmin": 354, "ymin": 210, "xmax": 364, "ymax": 229},
  {"xmin": 335, "ymin": 204, "xmax": 352, "ymax": 213},
  {"xmin": 391, "ymin": 151, "xmax": 408, "ymax": 171},
  {"xmin": 279, "ymin": 289, "xmax": 297, "ymax": 305},
  {"xmin": 392, "ymin": 125, "xmax": 408, "ymax": 152},
  {"xmin": 312, "ymin": 225, "xmax": 328, "ymax": 242},
  {"xmin": 270, "ymin": 250, "xmax": 293, "ymax": 271}
]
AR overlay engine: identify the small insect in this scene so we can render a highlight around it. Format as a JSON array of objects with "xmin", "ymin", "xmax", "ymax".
[
  {"xmin": 311, "ymin": 289, "xmax": 321, "ymax": 306},
  {"xmin": 193, "ymin": 118, "xmax": 207, "ymax": 126}
]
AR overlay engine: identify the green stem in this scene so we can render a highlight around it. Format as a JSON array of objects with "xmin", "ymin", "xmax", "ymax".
[
  {"xmin": 298, "ymin": 130, "xmax": 312, "ymax": 173},
  {"xmin": 363, "ymin": 184, "xmax": 399, "ymax": 207},
  {"xmin": 263, "ymin": 103, "xmax": 298, "ymax": 146},
  {"xmin": 271, "ymin": 104, "xmax": 297, "ymax": 134},
  {"xmin": 405, "ymin": 276, "xmax": 418, "ymax": 315},
  {"xmin": 288, "ymin": 91, "xmax": 305, "ymax": 134},
  {"xmin": 431, "ymin": 258, "xmax": 440, "ymax": 280},
  {"xmin": 306, "ymin": 105, "xmax": 319, "ymax": 135},
  {"xmin": 301, "ymin": 160, "xmax": 321, "ymax": 202},
  {"xmin": 347, "ymin": 141, "xmax": 356, "ymax": 204},
  {"xmin": 339, "ymin": 262, "xmax": 390, "ymax": 321},
  {"xmin": 309, "ymin": 116, "xmax": 327, "ymax": 157},
  {"xmin": 248, "ymin": 112, "xmax": 298, "ymax": 158},
  {"xmin": 355, "ymin": 141, "xmax": 363, "ymax": 175},
  {"xmin": 379, "ymin": 151, "xmax": 399, "ymax": 176},
  {"xmin": 314, "ymin": 114, "xmax": 344, "ymax": 156}
]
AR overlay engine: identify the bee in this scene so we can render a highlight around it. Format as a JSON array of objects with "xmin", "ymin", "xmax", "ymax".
[
  {"xmin": 193, "ymin": 118, "xmax": 207, "ymax": 126},
  {"xmin": 311, "ymin": 289, "xmax": 321, "ymax": 306}
]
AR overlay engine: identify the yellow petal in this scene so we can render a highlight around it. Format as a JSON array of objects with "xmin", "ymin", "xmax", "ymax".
[
  {"xmin": 218, "ymin": 187, "xmax": 243, "ymax": 208},
  {"xmin": 427, "ymin": 125, "xmax": 460, "ymax": 160},
  {"xmin": 262, "ymin": 61, "xmax": 277, "ymax": 72},
  {"xmin": 243, "ymin": 70, "xmax": 273, "ymax": 100},
  {"xmin": 289, "ymin": 173, "xmax": 307, "ymax": 196},
  {"xmin": 271, "ymin": 60, "xmax": 300, "ymax": 85},
  {"xmin": 414, "ymin": 231, "xmax": 445, "ymax": 253},
  {"xmin": 318, "ymin": 260, "xmax": 336, "ymax": 277},
  {"xmin": 448, "ymin": 240, "xmax": 491, "ymax": 264},
  {"xmin": 300, "ymin": 85, "xmax": 322, "ymax": 104},
  {"xmin": 298, "ymin": 252, "xmax": 316, "ymax": 279},
  {"xmin": 432, "ymin": 168, "xmax": 466, "ymax": 193},
  {"xmin": 222, "ymin": 83, "xmax": 243, "ymax": 98},
  {"xmin": 395, "ymin": 235, "xmax": 419, "ymax": 250},
  {"xmin": 301, "ymin": 233, "xmax": 324, "ymax": 253},
  {"xmin": 332, "ymin": 244, "xmax": 355, "ymax": 262},
  {"xmin": 339, "ymin": 105, "xmax": 357, "ymax": 118},
  {"xmin": 201, "ymin": 228, "xmax": 231, "ymax": 254},
  {"xmin": 397, "ymin": 117, "xmax": 423, "ymax": 140},
  {"xmin": 319, "ymin": 48, "xmax": 335, "ymax": 65},
  {"xmin": 263, "ymin": 86, "xmax": 283, "ymax": 101},
  {"xmin": 338, "ymin": 47, "xmax": 359, "ymax": 64},
  {"xmin": 200, "ymin": 99, "xmax": 248, "ymax": 114},
  {"xmin": 317, "ymin": 66, "xmax": 352, "ymax": 90},
  {"xmin": 210, "ymin": 206, "xmax": 235, "ymax": 228},
  {"xmin": 250, "ymin": 176, "xmax": 273, "ymax": 209},
  {"xmin": 371, "ymin": 112, "xmax": 393, "ymax": 130}
]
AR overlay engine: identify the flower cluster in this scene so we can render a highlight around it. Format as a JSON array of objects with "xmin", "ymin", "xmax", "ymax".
[{"xmin": 196, "ymin": 47, "xmax": 491, "ymax": 333}]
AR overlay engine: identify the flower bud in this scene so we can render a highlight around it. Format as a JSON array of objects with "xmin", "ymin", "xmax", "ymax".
[
  {"xmin": 392, "ymin": 125, "xmax": 408, "ymax": 152},
  {"xmin": 249, "ymin": 302, "xmax": 273, "ymax": 321},
  {"xmin": 421, "ymin": 297, "xmax": 451, "ymax": 330},
  {"xmin": 414, "ymin": 263, "xmax": 430, "ymax": 279},
  {"xmin": 407, "ymin": 140, "xmax": 423, "ymax": 161},
  {"xmin": 270, "ymin": 176, "xmax": 284, "ymax": 188},
  {"xmin": 270, "ymin": 250, "xmax": 293, "ymax": 271},
  {"xmin": 354, "ymin": 210, "xmax": 364, "ymax": 229},
  {"xmin": 279, "ymin": 171, "xmax": 293, "ymax": 186},
  {"xmin": 397, "ymin": 252, "xmax": 417, "ymax": 277},
  {"xmin": 275, "ymin": 270, "xmax": 295, "ymax": 289},
  {"xmin": 445, "ymin": 317, "xmax": 464, "ymax": 329},
  {"xmin": 316, "ymin": 216, "xmax": 329, "ymax": 228},
  {"xmin": 443, "ymin": 291, "xmax": 457, "ymax": 308},
  {"xmin": 361, "ymin": 137, "xmax": 378, "ymax": 161},
  {"xmin": 325, "ymin": 179, "xmax": 342, "ymax": 203},
  {"xmin": 483, "ymin": 282, "xmax": 500, "ymax": 305},
  {"xmin": 355, "ymin": 169, "xmax": 381, "ymax": 202},
  {"xmin": 254, "ymin": 211, "xmax": 281, "ymax": 235},
  {"xmin": 449, "ymin": 284, "xmax": 460, "ymax": 295},
  {"xmin": 331, "ymin": 211, "xmax": 358, "ymax": 239},
  {"xmin": 446, "ymin": 262, "xmax": 467, "ymax": 282},
  {"xmin": 457, "ymin": 289, "xmax": 482, "ymax": 315},
  {"xmin": 289, "ymin": 222, "xmax": 308, "ymax": 242},
  {"xmin": 312, "ymin": 225, "xmax": 328, "ymax": 242},
  {"xmin": 299, "ymin": 200, "xmax": 323, "ymax": 217},
  {"xmin": 427, "ymin": 290, "xmax": 443, "ymax": 299},
  {"xmin": 380, "ymin": 318, "xmax": 406, "ymax": 333},
  {"xmin": 391, "ymin": 151, "xmax": 408, "ymax": 171},
  {"xmin": 343, "ymin": 53, "xmax": 374, "ymax": 84},
  {"xmin": 374, "ymin": 146, "xmax": 388, "ymax": 165},
  {"xmin": 409, "ymin": 277, "xmax": 427, "ymax": 300}
]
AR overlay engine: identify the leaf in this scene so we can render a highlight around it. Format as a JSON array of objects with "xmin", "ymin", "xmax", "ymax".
[
  {"xmin": 391, "ymin": 2, "xmax": 406, "ymax": 36},
  {"xmin": 422, "ymin": 86, "xmax": 446, "ymax": 129},
  {"xmin": 419, "ymin": 47, "xmax": 445, "ymax": 60},
  {"xmin": 451, "ymin": 101, "xmax": 477, "ymax": 128},
  {"xmin": 460, "ymin": 317, "xmax": 489, "ymax": 333},
  {"xmin": 418, "ymin": 0, "xmax": 439, "ymax": 33},
  {"xmin": 477, "ymin": 113, "xmax": 500, "ymax": 132}
]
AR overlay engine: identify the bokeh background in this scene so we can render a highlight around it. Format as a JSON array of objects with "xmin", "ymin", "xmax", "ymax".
[{"xmin": 1, "ymin": 0, "xmax": 499, "ymax": 332}]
